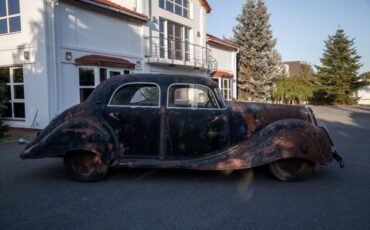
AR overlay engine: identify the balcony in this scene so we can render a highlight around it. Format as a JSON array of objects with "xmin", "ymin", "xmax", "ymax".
[{"xmin": 144, "ymin": 36, "xmax": 217, "ymax": 71}]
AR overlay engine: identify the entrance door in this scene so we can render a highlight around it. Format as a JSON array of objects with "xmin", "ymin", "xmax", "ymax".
[
  {"xmin": 166, "ymin": 84, "xmax": 230, "ymax": 159},
  {"xmin": 104, "ymin": 83, "xmax": 161, "ymax": 158}
]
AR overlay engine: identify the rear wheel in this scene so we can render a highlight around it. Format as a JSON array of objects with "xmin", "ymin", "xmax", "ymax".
[
  {"xmin": 64, "ymin": 151, "xmax": 109, "ymax": 182},
  {"xmin": 268, "ymin": 158, "xmax": 315, "ymax": 182}
]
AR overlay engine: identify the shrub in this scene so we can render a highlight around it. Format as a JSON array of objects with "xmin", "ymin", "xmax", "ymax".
[{"xmin": 0, "ymin": 79, "xmax": 9, "ymax": 138}]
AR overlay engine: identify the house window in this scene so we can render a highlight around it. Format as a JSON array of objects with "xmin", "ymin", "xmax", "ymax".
[
  {"xmin": 213, "ymin": 78, "xmax": 232, "ymax": 101},
  {"xmin": 0, "ymin": 67, "xmax": 25, "ymax": 119},
  {"xmin": 159, "ymin": 0, "xmax": 189, "ymax": 18},
  {"xmin": 78, "ymin": 67, "xmax": 131, "ymax": 102},
  {"xmin": 221, "ymin": 78, "xmax": 231, "ymax": 100},
  {"xmin": 0, "ymin": 0, "xmax": 21, "ymax": 34},
  {"xmin": 159, "ymin": 18, "xmax": 165, "ymax": 58},
  {"xmin": 159, "ymin": 18, "xmax": 191, "ymax": 61}
]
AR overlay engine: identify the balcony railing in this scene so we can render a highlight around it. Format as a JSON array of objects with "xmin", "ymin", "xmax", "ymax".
[{"xmin": 144, "ymin": 36, "xmax": 217, "ymax": 71}]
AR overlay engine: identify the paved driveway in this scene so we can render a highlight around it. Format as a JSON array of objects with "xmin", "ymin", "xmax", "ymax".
[{"xmin": 1, "ymin": 106, "xmax": 369, "ymax": 230}]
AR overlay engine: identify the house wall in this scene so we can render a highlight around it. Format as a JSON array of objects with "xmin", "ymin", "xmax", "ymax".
[
  {"xmin": 0, "ymin": 0, "xmax": 50, "ymax": 128},
  {"xmin": 55, "ymin": 1, "xmax": 145, "ymax": 111},
  {"xmin": 357, "ymin": 86, "xmax": 370, "ymax": 105},
  {"xmin": 109, "ymin": 0, "xmax": 145, "ymax": 14},
  {"xmin": 208, "ymin": 44, "xmax": 237, "ymax": 99}
]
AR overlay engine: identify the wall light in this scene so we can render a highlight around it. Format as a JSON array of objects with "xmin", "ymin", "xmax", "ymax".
[
  {"xmin": 24, "ymin": 51, "xmax": 30, "ymax": 60},
  {"xmin": 65, "ymin": 51, "xmax": 72, "ymax": 61},
  {"xmin": 136, "ymin": 60, "xmax": 141, "ymax": 69},
  {"xmin": 152, "ymin": 16, "xmax": 158, "ymax": 24}
]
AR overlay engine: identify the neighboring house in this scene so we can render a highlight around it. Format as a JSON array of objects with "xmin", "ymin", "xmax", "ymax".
[
  {"xmin": 283, "ymin": 61, "xmax": 304, "ymax": 77},
  {"xmin": 356, "ymin": 86, "xmax": 370, "ymax": 105},
  {"xmin": 0, "ymin": 0, "xmax": 238, "ymax": 129}
]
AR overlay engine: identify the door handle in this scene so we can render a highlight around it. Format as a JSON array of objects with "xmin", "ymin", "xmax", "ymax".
[{"xmin": 208, "ymin": 115, "xmax": 220, "ymax": 124}]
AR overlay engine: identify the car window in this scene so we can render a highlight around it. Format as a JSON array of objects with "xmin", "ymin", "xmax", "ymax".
[
  {"xmin": 110, "ymin": 83, "xmax": 160, "ymax": 107},
  {"xmin": 168, "ymin": 84, "xmax": 219, "ymax": 109}
]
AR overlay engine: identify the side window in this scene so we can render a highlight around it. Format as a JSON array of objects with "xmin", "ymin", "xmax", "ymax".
[
  {"xmin": 79, "ymin": 67, "xmax": 95, "ymax": 102},
  {"xmin": 168, "ymin": 84, "xmax": 219, "ymax": 109},
  {"xmin": 110, "ymin": 84, "xmax": 160, "ymax": 107},
  {"xmin": 0, "ymin": 0, "xmax": 21, "ymax": 34}
]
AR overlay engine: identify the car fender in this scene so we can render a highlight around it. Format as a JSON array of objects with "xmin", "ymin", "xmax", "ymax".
[
  {"xmin": 20, "ymin": 117, "xmax": 118, "ymax": 163},
  {"xmin": 193, "ymin": 119, "xmax": 334, "ymax": 170}
]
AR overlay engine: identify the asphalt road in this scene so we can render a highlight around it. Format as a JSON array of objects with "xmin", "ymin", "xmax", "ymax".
[{"xmin": 1, "ymin": 106, "xmax": 370, "ymax": 230}]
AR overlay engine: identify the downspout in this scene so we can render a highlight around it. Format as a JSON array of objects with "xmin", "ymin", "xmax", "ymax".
[
  {"xmin": 51, "ymin": 0, "xmax": 59, "ymax": 118},
  {"xmin": 234, "ymin": 48, "xmax": 240, "ymax": 100}
]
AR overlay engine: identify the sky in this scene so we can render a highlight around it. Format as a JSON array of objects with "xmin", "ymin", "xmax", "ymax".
[{"xmin": 207, "ymin": 0, "xmax": 370, "ymax": 73}]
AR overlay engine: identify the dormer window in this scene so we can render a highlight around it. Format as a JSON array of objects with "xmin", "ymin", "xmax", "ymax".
[
  {"xmin": 0, "ymin": 0, "xmax": 21, "ymax": 34},
  {"xmin": 159, "ymin": 0, "xmax": 190, "ymax": 18}
]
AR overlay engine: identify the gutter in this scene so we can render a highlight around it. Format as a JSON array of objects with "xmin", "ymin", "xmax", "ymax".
[{"xmin": 76, "ymin": 0, "xmax": 148, "ymax": 22}]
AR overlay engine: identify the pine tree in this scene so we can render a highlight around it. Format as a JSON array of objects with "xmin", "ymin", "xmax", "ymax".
[
  {"xmin": 316, "ymin": 29, "xmax": 363, "ymax": 104},
  {"xmin": 234, "ymin": 0, "xmax": 282, "ymax": 102}
]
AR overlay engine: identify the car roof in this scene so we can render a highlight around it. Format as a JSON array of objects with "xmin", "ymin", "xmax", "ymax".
[
  {"xmin": 103, "ymin": 73, "xmax": 218, "ymax": 87},
  {"xmin": 88, "ymin": 73, "xmax": 220, "ymax": 104}
]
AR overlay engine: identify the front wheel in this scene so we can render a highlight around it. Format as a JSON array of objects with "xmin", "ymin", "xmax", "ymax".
[
  {"xmin": 268, "ymin": 158, "xmax": 315, "ymax": 182},
  {"xmin": 64, "ymin": 151, "xmax": 109, "ymax": 182}
]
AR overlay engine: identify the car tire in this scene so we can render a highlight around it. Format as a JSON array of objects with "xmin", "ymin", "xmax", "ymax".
[
  {"xmin": 64, "ymin": 151, "xmax": 109, "ymax": 182},
  {"xmin": 268, "ymin": 158, "xmax": 315, "ymax": 182}
]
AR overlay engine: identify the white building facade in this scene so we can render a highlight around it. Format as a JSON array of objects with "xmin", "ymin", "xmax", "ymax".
[
  {"xmin": 357, "ymin": 86, "xmax": 370, "ymax": 105},
  {"xmin": 0, "ymin": 0, "xmax": 237, "ymax": 129}
]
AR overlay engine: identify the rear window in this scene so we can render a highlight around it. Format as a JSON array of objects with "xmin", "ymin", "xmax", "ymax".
[{"xmin": 168, "ymin": 84, "xmax": 219, "ymax": 109}]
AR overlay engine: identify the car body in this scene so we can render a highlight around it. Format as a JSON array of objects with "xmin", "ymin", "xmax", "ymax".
[{"xmin": 20, "ymin": 74, "xmax": 343, "ymax": 181}]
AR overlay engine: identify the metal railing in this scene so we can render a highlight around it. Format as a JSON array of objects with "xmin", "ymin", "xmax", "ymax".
[{"xmin": 144, "ymin": 36, "xmax": 217, "ymax": 71}]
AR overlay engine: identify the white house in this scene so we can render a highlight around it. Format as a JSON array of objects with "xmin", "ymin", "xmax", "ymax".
[
  {"xmin": 357, "ymin": 85, "xmax": 370, "ymax": 105},
  {"xmin": 0, "ymin": 0, "xmax": 238, "ymax": 129},
  {"xmin": 206, "ymin": 34, "xmax": 238, "ymax": 101}
]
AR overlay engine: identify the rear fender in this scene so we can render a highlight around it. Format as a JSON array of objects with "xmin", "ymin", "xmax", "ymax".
[
  {"xmin": 20, "ymin": 117, "xmax": 118, "ymax": 163},
  {"xmin": 196, "ymin": 119, "xmax": 333, "ymax": 170}
]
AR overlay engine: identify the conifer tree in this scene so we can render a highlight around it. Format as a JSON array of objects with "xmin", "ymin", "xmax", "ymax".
[
  {"xmin": 234, "ymin": 0, "xmax": 282, "ymax": 101},
  {"xmin": 316, "ymin": 29, "xmax": 363, "ymax": 104}
]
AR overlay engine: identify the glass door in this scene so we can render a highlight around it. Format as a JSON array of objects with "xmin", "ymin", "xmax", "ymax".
[{"xmin": 167, "ymin": 21, "xmax": 183, "ymax": 60}]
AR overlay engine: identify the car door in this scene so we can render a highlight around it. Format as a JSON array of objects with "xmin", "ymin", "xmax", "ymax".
[
  {"xmin": 103, "ymin": 83, "xmax": 161, "ymax": 159},
  {"xmin": 166, "ymin": 83, "xmax": 230, "ymax": 159}
]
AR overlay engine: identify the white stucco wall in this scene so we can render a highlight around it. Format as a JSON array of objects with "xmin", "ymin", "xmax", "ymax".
[
  {"xmin": 357, "ymin": 86, "xmax": 370, "ymax": 105},
  {"xmin": 207, "ymin": 43, "xmax": 237, "ymax": 99},
  {"xmin": 55, "ymin": 1, "xmax": 145, "ymax": 111},
  {"xmin": 0, "ymin": 0, "xmax": 50, "ymax": 128},
  {"xmin": 109, "ymin": 0, "xmax": 145, "ymax": 14}
]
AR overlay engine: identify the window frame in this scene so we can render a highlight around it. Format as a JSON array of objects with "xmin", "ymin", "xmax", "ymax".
[
  {"xmin": 1, "ymin": 66, "xmax": 25, "ymax": 120},
  {"xmin": 108, "ymin": 82, "xmax": 161, "ymax": 108},
  {"xmin": 0, "ymin": 0, "xmax": 21, "ymax": 35},
  {"xmin": 159, "ymin": 18, "xmax": 191, "ymax": 61},
  {"xmin": 78, "ymin": 66, "xmax": 131, "ymax": 102},
  {"xmin": 213, "ymin": 77, "xmax": 232, "ymax": 101},
  {"xmin": 159, "ymin": 0, "xmax": 190, "ymax": 18},
  {"xmin": 166, "ymin": 83, "xmax": 222, "ymax": 110}
]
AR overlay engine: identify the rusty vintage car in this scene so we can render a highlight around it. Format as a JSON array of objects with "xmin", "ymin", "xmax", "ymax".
[{"xmin": 20, "ymin": 74, "xmax": 343, "ymax": 182}]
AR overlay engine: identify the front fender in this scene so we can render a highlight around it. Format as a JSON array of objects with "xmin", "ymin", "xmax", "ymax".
[
  {"xmin": 195, "ymin": 119, "xmax": 334, "ymax": 170},
  {"xmin": 20, "ymin": 117, "xmax": 118, "ymax": 163}
]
